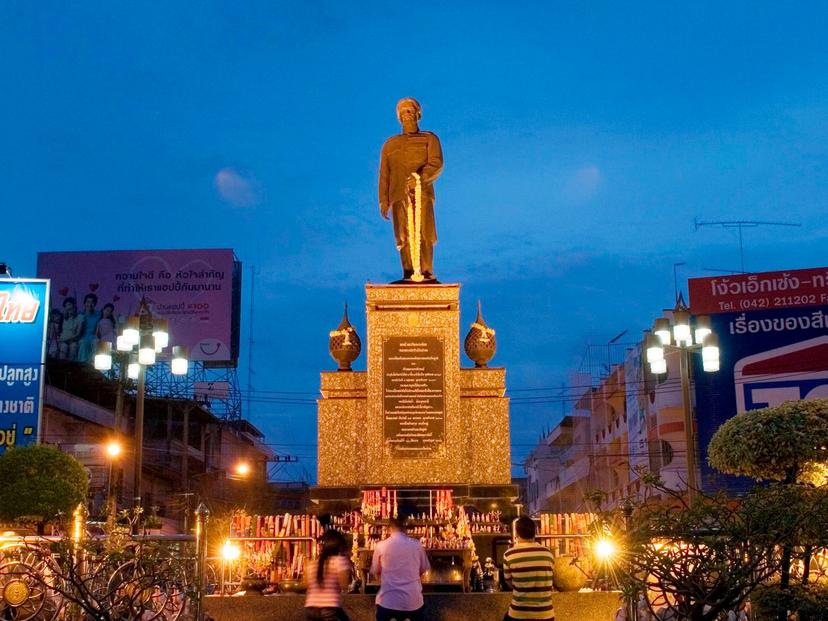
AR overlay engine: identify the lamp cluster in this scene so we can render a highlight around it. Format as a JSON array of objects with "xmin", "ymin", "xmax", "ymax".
[
  {"xmin": 94, "ymin": 307, "xmax": 188, "ymax": 376},
  {"xmin": 645, "ymin": 310, "xmax": 720, "ymax": 374}
]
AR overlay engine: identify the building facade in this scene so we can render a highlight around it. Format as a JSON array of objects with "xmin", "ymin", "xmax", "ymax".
[{"xmin": 43, "ymin": 360, "xmax": 274, "ymax": 530}]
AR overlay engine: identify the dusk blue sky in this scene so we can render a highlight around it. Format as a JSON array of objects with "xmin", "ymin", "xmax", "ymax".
[{"xmin": 3, "ymin": 3, "xmax": 828, "ymax": 481}]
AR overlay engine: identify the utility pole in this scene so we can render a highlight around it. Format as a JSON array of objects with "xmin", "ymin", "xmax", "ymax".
[
  {"xmin": 247, "ymin": 265, "xmax": 256, "ymax": 419},
  {"xmin": 694, "ymin": 219, "xmax": 801, "ymax": 273}
]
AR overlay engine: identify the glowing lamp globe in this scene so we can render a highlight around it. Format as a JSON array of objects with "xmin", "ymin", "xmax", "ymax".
[
  {"xmin": 123, "ymin": 317, "xmax": 140, "ymax": 347},
  {"xmin": 94, "ymin": 342, "xmax": 112, "ymax": 371},
  {"xmin": 171, "ymin": 346, "xmax": 188, "ymax": 376},
  {"xmin": 138, "ymin": 335, "xmax": 156, "ymax": 365},
  {"xmin": 152, "ymin": 319, "xmax": 169, "ymax": 350}
]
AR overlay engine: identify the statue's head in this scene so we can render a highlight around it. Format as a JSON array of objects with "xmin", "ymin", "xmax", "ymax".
[{"xmin": 396, "ymin": 97, "xmax": 422, "ymax": 123}]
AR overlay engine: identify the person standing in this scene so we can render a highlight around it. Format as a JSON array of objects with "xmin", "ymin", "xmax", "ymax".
[
  {"xmin": 305, "ymin": 530, "xmax": 352, "ymax": 621},
  {"xmin": 58, "ymin": 297, "xmax": 84, "ymax": 361},
  {"xmin": 502, "ymin": 516, "xmax": 556, "ymax": 621},
  {"xmin": 370, "ymin": 515, "xmax": 430, "ymax": 621},
  {"xmin": 78, "ymin": 293, "xmax": 102, "ymax": 362},
  {"xmin": 96, "ymin": 302, "xmax": 118, "ymax": 346}
]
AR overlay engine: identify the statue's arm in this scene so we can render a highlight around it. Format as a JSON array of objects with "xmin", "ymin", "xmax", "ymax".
[
  {"xmin": 378, "ymin": 143, "xmax": 390, "ymax": 217},
  {"xmin": 419, "ymin": 133, "xmax": 444, "ymax": 184}
]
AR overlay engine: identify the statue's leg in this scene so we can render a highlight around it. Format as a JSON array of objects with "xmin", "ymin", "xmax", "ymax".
[
  {"xmin": 399, "ymin": 249, "xmax": 413, "ymax": 279},
  {"xmin": 420, "ymin": 240, "xmax": 434, "ymax": 279},
  {"xmin": 421, "ymin": 200, "xmax": 436, "ymax": 279},
  {"xmin": 391, "ymin": 202, "xmax": 413, "ymax": 278}
]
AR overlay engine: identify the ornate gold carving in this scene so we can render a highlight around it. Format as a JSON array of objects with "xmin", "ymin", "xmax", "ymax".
[
  {"xmin": 328, "ymin": 304, "xmax": 361, "ymax": 371},
  {"xmin": 464, "ymin": 301, "xmax": 497, "ymax": 368},
  {"xmin": 3, "ymin": 580, "xmax": 30, "ymax": 606}
]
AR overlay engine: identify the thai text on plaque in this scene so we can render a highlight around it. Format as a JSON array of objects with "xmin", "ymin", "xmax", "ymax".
[{"xmin": 382, "ymin": 336, "xmax": 445, "ymax": 457}]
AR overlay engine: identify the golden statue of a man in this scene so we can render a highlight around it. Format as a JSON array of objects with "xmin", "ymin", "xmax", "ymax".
[{"xmin": 379, "ymin": 98, "xmax": 444, "ymax": 282}]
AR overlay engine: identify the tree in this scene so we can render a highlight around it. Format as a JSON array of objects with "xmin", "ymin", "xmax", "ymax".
[
  {"xmin": 609, "ymin": 474, "xmax": 821, "ymax": 621},
  {"xmin": 708, "ymin": 399, "xmax": 828, "ymax": 621},
  {"xmin": 708, "ymin": 399, "xmax": 828, "ymax": 485},
  {"xmin": 0, "ymin": 444, "xmax": 88, "ymax": 533}
]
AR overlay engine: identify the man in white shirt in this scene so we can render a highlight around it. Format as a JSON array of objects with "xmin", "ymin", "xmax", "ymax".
[{"xmin": 370, "ymin": 515, "xmax": 430, "ymax": 621}]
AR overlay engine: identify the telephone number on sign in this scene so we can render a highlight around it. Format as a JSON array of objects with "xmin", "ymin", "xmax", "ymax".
[
  {"xmin": 737, "ymin": 295, "xmax": 821, "ymax": 310},
  {"xmin": 773, "ymin": 295, "xmax": 818, "ymax": 306}
]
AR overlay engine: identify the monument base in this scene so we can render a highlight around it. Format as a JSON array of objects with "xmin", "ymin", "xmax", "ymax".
[{"xmin": 317, "ymin": 283, "xmax": 512, "ymax": 487}]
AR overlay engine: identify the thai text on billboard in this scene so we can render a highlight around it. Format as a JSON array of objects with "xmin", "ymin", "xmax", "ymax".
[
  {"xmin": 37, "ymin": 249, "xmax": 237, "ymax": 364},
  {"xmin": 0, "ymin": 279, "xmax": 49, "ymax": 453},
  {"xmin": 688, "ymin": 266, "xmax": 828, "ymax": 314},
  {"xmin": 689, "ymin": 268, "xmax": 828, "ymax": 493}
]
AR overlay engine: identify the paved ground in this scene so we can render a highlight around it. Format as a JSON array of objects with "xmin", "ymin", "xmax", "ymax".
[{"xmin": 204, "ymin": 591, "xmax": 621, "ymax": 620}]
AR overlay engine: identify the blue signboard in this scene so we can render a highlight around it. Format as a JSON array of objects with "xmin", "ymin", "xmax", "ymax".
[
  {"xmin": 694, "ymin": 305, "xmax": 828, "ymax": 493},
  {"xmin": 0, "ymin": 279, "xmax": 49, "ymax": 453}
]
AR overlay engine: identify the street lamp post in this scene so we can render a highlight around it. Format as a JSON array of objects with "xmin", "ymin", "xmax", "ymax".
[
  {"xmin": 105, "ymin": 439, "xmax": 122, "ymax": 521},
  {"xmin": 645, "ymin": 302, "xmax": 720, "ymax": 502},
  {"xmin": 95, "ymin": 297, "xmax": 189, "ymax": 516}
]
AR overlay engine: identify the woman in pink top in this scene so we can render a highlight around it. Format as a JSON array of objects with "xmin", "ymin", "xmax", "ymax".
[{"xmin": 305, "ymin": 529, "xmax": 351, "ymax": 621}]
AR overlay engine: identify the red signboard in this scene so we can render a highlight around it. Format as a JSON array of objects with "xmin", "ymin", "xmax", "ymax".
[{"xmin": 688, "ymin": 267, "xmax": 828, "ymax": 314}]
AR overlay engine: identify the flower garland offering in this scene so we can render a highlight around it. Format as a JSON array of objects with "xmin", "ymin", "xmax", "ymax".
[
  {"xmin": 536, "ymin": 512, "xmax": 598, "ymax": 558},
  {"xmin": 227, "ymin": 511, "xmax": 324, "ymax": 585},
  {"xmin": 406, "ymin": 172, "xmax": 424, "ymax": 282},
  {"xmin": 470, "ymin": 322, "xmax": 496, "ymax": 343},
  {"xmin": 537, "ymin": 512, "xmax": 596, "ymax": 536},
  {"xmin": 361, "ymin": 488, "xmax": 398, "ymax": 520},
  {"xmin": 434, "ymin": 488, "xmax": 453, "ymax": 520},
  {"xmin": 328, "ymin": 325, "xmax": 355, "ymax": 345}
]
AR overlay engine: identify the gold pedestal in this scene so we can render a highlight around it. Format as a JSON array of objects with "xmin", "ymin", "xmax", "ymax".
[{"xmin": 317, "ymin": 284, "xmax": 511, "ymax": 487}]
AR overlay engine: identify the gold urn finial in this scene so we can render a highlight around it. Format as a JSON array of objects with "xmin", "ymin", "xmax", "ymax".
[
  {"xmin": 328, "ymin": 303, "xmax": 361, "ymax": 371},
  {"xmin": 464, "ymin": 300, "xmax": 497, "ymax": 368}
]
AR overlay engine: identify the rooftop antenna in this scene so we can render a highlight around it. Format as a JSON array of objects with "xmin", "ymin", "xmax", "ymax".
[
  {"xmin": 604, "ymin": 330, "xmax": 628, "ymax": 376},
  {"xmin": 694, "ymin": 219, "xmax": 801, "ymax": 273},
  {"xmin": 702, "ymin": 268, "xmax": 744, "ymax": 274},
  {"xmin": 608, "ymin": 330, "xmax": 627, "ymax": 344}
]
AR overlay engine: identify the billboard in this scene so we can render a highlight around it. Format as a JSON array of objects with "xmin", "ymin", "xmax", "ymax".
[
  {"xmin": 689, "ymin": 267, "xmax": 828, "ymax": 494},
  {"xmin": 37, "ymin": 249, "xmax": 240, "ymax": 365},
  {"xmin": 688, "ymin": 267, "xmax": 828, "ymax": 314},
  {"xmin": 0, "ymin": 279, "xmax": 49, "ymax": 453}
]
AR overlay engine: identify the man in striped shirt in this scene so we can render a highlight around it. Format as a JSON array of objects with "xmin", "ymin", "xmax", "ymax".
[{"xmin": 502, "ymin": 516, "xmax": 555, "ymax": 621}]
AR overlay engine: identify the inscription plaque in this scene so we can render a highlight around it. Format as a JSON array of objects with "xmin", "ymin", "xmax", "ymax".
[{"xmin": 382, "ymin": 336, "xmax": 445, "ymax": 457}]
